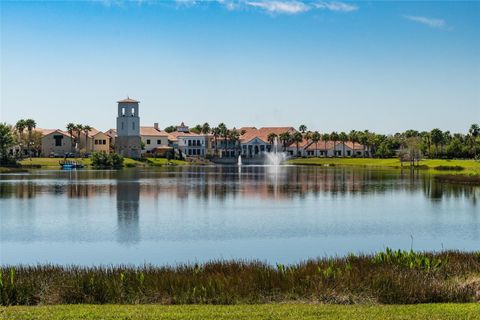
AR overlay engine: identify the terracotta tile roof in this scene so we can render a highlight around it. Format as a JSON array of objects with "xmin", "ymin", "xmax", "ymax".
[
  {"xmin": 105, "ymin": 129, "xmax": 117, "ymax": 138},
  {"xmin": 167, "ymin": 131, "xmax": 203, "ymax": 139},
  {"xmin": 140, "ymin": 126, "xmax": 169, "ymax": 137},
  {"xmin": 240, "ymin": 127, "xmax": 296, "ymax": 144},
  {"xmin": 305, "ymin": 140, "xmax": 365, "ymax": 151},
  {"xmin": 86, "ymin": 128, "xmax": 101, "ymax": 136},
  {"xmin": 36, "ymin": 128, "xmax": 73, "ymax": 138},
  {"xmin": 117, "ymin": 97, "xmax": 139, "ymax": 103}
]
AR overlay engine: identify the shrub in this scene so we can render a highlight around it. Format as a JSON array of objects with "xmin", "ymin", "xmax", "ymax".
[{"xmin": 91, "ymin": 152, "xmax": 124, "ymax": 168}]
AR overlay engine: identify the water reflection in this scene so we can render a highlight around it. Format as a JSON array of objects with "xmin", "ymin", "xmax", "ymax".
[
  {"xmin": 116, "ymin": 171, "xmax": 140, "ymax": 244},
  {"xmin": 0, "ymin": 166, "xmax": 479, "ymax": 265},
  {"xmin": 0, "ymin": 167, "xmax": 478, "ymax": 203}
]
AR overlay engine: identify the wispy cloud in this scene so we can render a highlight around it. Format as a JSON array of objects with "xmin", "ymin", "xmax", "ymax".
[
  {"xmin": 404, "ymin": 15, "xmax": 447, "ymax": 29},
  {"xmin": 313, "ymin": 1, "xmax": 358, "ymax": 12},
  {"xmin": 217, "ymin": 0, "xmax": 241, "ymax": 11},
  {"xmin": 96, "ymin": 0, "xmax": 359, "ymax": 15},
  {"xmin": 175, "ymin": 0, "xmax": 198, "ymax": 7},
  {"xmin": 245, "ymin": 1, "xmax": 309, "ymax": 14}
]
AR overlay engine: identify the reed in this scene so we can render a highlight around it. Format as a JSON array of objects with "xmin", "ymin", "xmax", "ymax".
[{"xmin": 1, "ymin": 249, "xmax": 479, "ymax": 306}]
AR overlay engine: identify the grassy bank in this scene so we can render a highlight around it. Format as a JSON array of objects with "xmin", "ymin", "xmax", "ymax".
[
  {"xmin": 145, "ymin": 158, "xmax": 188, "ymax": 166},
  {"xmin": 2, "ymin": 250, "xmax": 479, "ymax": 306},
  {"xmin": 13, "ymin": 157, "xmax": 187, "ymax": 169},
  {"xmin": 2, "ymin": 303, "xmax": 479, "ymax": 320},
  {"xmin": 288, "ymin": 158, "xmax": 480, "ymax": 175}
]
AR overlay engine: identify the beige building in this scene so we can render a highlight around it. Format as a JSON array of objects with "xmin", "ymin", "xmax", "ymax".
[
  {"xmin": 78, "ymin": 128, "xmax": 110, "ymax": 153},
  {"xmin": 105, "ymin": 129, "xmax": 117, "ymax": 152},
  {"xmin": 39, "ymin": 129, "xmax": 74, "ymax": 157},
  {"xmin": 140, "ymin": 124, "xmax": 170, "ymax": 155}
]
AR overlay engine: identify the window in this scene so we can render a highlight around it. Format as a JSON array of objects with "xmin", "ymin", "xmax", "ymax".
[
  {"xmin": 122, "ymin": 107, "xmax": 125, "ymax": 116},
  {"xmin": 146, "ymin": 139, "xmax": 151, "ymax": 145},
  {"xmin": 103, "ymin": 140, "xmax": 106, "ymax": 145},
  {"xmin": 132, "ymin": 122, "xmax": 135, "ymax": 130},
  {"xmin": 53, "ymin": 135, "xmax": 63, "ymax": 147},
  {"xmin": 94, "ymin": 140, "xmax": 98, "ymax": 145},
  {"xmin": 121, "ymin": 122, "xmax": 124, "ymax": 130},
  {"xmin": 131, "ymin": 108, "xmax": 135, "ymax": 116}
]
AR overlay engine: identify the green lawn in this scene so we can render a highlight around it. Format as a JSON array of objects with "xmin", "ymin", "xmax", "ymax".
[
  {"xmin": 1, "ymin": 304, "xmax": 478, "ymax": 320},
  {"xmin": 145, "ymin": 157, "xmax": 188, "ymax": 166},
  {"xmin": 288, "ymin": 158, "xmax": 480, "ymax": 175},
  {"xmin": 19, "ymin": 157, "xmax": 92, "ymax": 167},
  {"xmin": 17, "ymin": 157, "xmax": 146, "ymax": 168}
]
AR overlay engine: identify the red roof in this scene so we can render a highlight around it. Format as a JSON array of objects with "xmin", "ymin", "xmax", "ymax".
[
  {"xmin": 240, "ymin": 127, "xmax": 296, "ymax": 143},
  {"xmin": 105, "ymin": 129, "xmax": 117, "ymax": 138},
  {"xmin": 140, "ymin": 126, "xmax": 169, "ymax": 137},
  {"xmin": 305, "ymin": 140, "xmax": 365, "ymax": 151},
  {"xmin": 36, "ymin": 128, "xmax": 73, "ymax": 138}
]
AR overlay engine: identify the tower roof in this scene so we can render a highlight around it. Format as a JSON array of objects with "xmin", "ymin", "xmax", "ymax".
[{"xmin": 117, "ymin": 97, "xmax": 140, "ymax": 103}]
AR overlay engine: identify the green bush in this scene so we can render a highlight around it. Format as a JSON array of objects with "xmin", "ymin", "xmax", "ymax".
[{"xmin": 91, "ymin": 152, "xmax": 124, "ymax": 168}]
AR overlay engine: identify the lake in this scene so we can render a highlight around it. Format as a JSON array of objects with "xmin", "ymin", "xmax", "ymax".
[{"xmin": 1, "ymin": 166, "xmax": 478, "ymax": 266}]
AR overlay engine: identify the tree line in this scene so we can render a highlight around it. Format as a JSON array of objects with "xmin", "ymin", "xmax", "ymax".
[{"xmin": 0, "ymin": 121, "xmax": 479, "ymax": 166}]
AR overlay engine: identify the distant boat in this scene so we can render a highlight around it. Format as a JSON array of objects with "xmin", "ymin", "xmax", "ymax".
[{"xmin": 59, "ymin": 160, "xmax": 84, "ymax": 169}]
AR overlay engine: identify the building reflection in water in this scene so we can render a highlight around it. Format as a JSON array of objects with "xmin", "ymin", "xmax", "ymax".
[
  {"xmin": 0, "ymin": 167, "xmax": 478, "ymax": 205},
  {"xmin": 116, "ymin": 170, "xmax": 140, "ymax": 245}
]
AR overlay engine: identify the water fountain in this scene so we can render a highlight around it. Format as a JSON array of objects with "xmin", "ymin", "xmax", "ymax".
[
  {"xmin": 264, "ymin": 137, "xmax": 287, "ymax": 166},
  {"xmin": 237, "ymin": 154, "xmax": 242, "ymax": 166}
]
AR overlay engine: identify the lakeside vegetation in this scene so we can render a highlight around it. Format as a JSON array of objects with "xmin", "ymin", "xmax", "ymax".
[
  {"xmin": 288, "ymin": 158, "xmax": 480, "ymax": 175},
  {"xmin": 2, "ymin": 303, "xmax": 480, "ymax": 320},
  {"xmin": 2, "ymin": 249, "xmax": 479, "ymax": 306}
]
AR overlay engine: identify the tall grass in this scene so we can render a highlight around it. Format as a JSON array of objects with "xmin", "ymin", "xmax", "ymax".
[{"xmin": 1, "ymin": 249, "xmax": 479, "ymax": 306}]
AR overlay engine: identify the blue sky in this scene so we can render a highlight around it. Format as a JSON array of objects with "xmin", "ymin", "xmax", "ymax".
[{"xmin": 1, "ymin": 0, "xmax": 479, "ymax": 133}]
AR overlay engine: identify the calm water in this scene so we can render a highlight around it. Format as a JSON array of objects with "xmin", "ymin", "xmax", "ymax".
[{"xmin": 1, "ymin": 166, "xmax": 479, "ymax": 266}]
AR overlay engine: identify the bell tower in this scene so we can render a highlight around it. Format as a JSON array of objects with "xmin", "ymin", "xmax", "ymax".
[{"xmin": 115, "ymin": 97, "xmax": 141, "ymax": 158}]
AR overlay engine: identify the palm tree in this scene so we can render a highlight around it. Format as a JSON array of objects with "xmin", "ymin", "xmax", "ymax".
[
  {"xmin": 330, "ymin": 131, "xmax": 339, "ymax": 157},
  {"xmin": 311, "ymin": 131, "xmax": 321, "ymax": 157},
  {"xmin": 74, "ymin": 124, "xmax": 84, "ymax": 153},
  {"xmin": 24, "ymin": 119, "xmax": 36, "ymax": 157},
  {"xmin": 229, "ymin": 128, "xmax": 241, "ymax": 156},
  {"xmin": 349, "ymin": 130, "xmax": 359, "ymax": 157},
  {"xmin": 279, "ymin": 132, "xmax": 291, "ymax": 152},
  {"xmin": 217, "ymin": 123, "xmax": 228, "ymax": 157},
  {"xmin": 66, "ymin": 123, "xmax": 76, "ymax": 153},
  {"xmin": 292, "ymin": 131, "xmax": 303, "ymax": 156},
  {"xmin": 339, "ymin": 132, "xmax": 348, "ymax": 157},
  {"xmin": 15, "ymin": 119, "xmax": 26, "ymax": 157},
  {"xmin": 201, "ymin": 122, "xmax": 210, "ymax": 134},
  {"xmin": 430, "ymin": 128, "xmax": 444, "ymax": 158},
  {"xmin": 83, "ymin": 125, "xmax": 92, "ymax": 153},
  {"xmin": 212, "ymin": 127, "xmax": 220, "ymax": 157},
  {"xmin": 321, "ymin": 133, "xmax": 330, "ymax": 157},
  {"xmin": 299, "ymin": 125, "xmax": 307, "ymax": 134},
  {"xmin": 359, "ymin": 131, "xmax": 369, "ymax": 157},
  {"xmin": 469, "ymin": 123, "xmax": 479, "ymax": 158},
  {"xmin": 267, "ymin": 133, "xmax": 278, "ymax": 152}
]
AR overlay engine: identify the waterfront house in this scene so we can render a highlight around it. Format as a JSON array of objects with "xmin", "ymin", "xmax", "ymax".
[
  {"xmin": 39, "ymin": 129, "xmax": 74, "ymax": 157},
  {"xmin": 140, "ymin": 124, "xmax": 171, "ymax": 156},
  {"xmin": 239, "ymin": 127, "xmax": 296, "ymax": 157},
  {"xmin": 168, "ymin": 130, "xmax": 207, "ymax": 157},
  {"xmin": 77, "ymin": 128, "xmax": 110, "ymax": 154},
  {"xmin": 304, "ymin": 140, "xmax": 367, "ymax": 157},
  {"xmin": 105, "ymin": 129, "xmax": 117, "ymax": 152}
]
